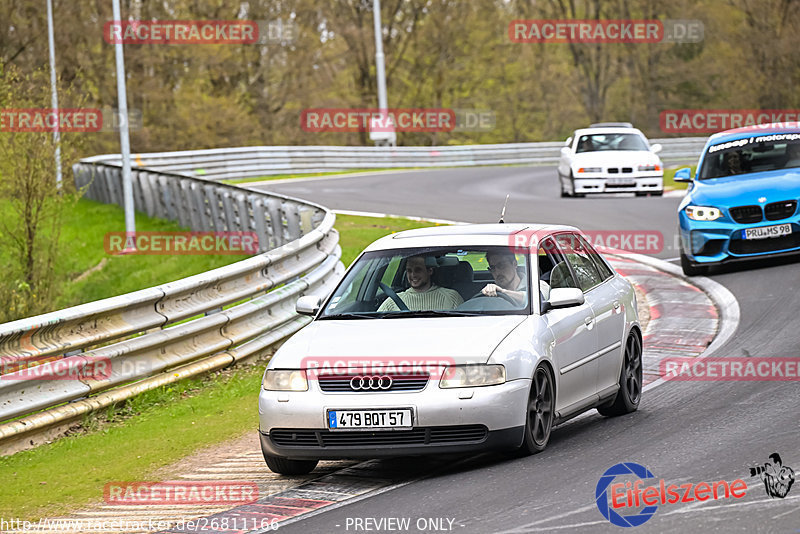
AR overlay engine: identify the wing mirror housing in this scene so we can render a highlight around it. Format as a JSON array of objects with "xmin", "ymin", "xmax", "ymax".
[
  {"xmin": 650, "ymin": 143, "xmax": 663, "ymax": 154},
  {"xmin": 296, "ymin": 295, "xmax": 321, "ymax": 316},
  {"xmin": 543, "ymin": 288, "xmax": 585, "ymax": 312},
  {"xmin": 673, "ymin": 167, "xmax": 693, "ymax": 182}
]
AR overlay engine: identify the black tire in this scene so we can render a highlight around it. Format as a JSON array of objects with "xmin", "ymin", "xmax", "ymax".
[
  {"xmin": 264, "ymin": 454, "xmax": 318, "ymax": 475},
  {"xmin": 680, "ymin": 250, "xmax": 708, "ymax": 276},
  {"xmin": 559, "ymin": 173, "xmax": 571, "ymax": 197},
  {"xmin": 598, "ymin": 333, "xmax": 642, "ymax": 417},
  {"xmin": 570, "ymin": 173, "xmax": 585, "ymax": 198},
  {"xmin": 519, "ymin": 365, "xmax": 555, "ymax": 454}
]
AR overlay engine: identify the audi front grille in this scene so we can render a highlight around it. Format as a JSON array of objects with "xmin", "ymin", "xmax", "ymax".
[
  {"xmin": 270, "ymin": 425, "xmax": 489, "ymax": 448},
  {"xmin": 765, "ymin": 200, "xmax": 797, "ymax": 221},
  {"xmin": 318, "ymin": 374, "xmax": 429, "ymax": 392},
  {"xmin": 729, "ymin": 205, "xmax": 763, "ymax": 224}
]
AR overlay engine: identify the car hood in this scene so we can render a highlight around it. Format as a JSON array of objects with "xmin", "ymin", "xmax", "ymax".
[
  {"xmin": 570, "ymin": 151, "xmax": 660, "ymax": 167},
  {"xmin": 689, "ymin": 170, "xmax": 800, "ymax": 207},
  {"xmin": 270, "ymin": 315, "xmax": 528, "ymax": 368}
]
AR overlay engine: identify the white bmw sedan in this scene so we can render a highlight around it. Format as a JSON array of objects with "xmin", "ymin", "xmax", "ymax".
[
  {"xmin": 258, "ymin": 224, "xmax": 642, "ymax": 474},
  {"xmin": 558, "ymin": 123, "xmax": 664, "ymax": 197}
]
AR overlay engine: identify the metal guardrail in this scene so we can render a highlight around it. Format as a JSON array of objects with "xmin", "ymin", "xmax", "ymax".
[
  {"xmin": 0, "ymin": 163, "xmax": 344, "ymax": 454},
  {"xmin": 84, "ymin": 138, "xmax": 707, "ymax": 181}
]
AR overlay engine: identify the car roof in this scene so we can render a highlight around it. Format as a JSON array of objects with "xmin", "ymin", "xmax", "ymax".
[
  {"xmin": 363, "ymin": 223, "xmax": 579, "ymax": 251},
  {"xmin": 706, "ymin": 122, "xmax": 800, "ymax": 146},
  {"xmin": 573, "ymin": 126, "xmax": 647, "ymax": 137}
]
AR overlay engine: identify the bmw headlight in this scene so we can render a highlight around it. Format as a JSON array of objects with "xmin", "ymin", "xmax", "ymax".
[
  {"xmin": 637, "ymin": 164, "xmax": 662, "ymax": 171},
  {"xmin": 440, "ymin": 364, "xmax": 506, "ymax": 388},
  {"xmin": 262, "ymin": 369, "xmax": 308, "ymax": 391},
  {"xmin": 577, "ymin": 167, "xmax": 602, "ymax": 173},
  {"xmin": 685, "ymin": 206, "xmax": 722, "ymax": 221}
]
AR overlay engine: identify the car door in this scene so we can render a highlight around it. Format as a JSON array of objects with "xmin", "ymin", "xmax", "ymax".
[
  {"xmin": 539, "ymin": 236, "xmax": 598, "ymax": 415},
  {"xmin": 581, "ymin": 237, "xmax": 627, "ymax": 396},
  {"xmin": 560, "ymin": 233, "xmax": 626, "ymax": 396}
]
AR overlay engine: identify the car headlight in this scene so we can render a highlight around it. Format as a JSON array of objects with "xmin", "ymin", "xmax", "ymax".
[
  {"xmin": 440, "ymin": 364, "xmax": 506, "ymax": 388},
  {"xmin": 685, "ymin": 206, "xmax": 722, "ymax": 221},
  {"xmin": 262, "ymin": 369, "xmax": 308, "ymax": 391},
  {"xmin": 637, "ymin": 164, "xmax": 662, "ymax": 171},
  {"xmin": 577, "ymin": 167, "xmax": 602, "ymax": 173}
]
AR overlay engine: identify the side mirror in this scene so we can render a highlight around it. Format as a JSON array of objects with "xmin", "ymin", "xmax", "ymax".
[
  {"xmin": 560, "ymin": 146, "xmax": 571, "ymax": 156},
  {"xmin": 673, "ymin": 167, "xmax": 693, "ymax": 182},
  {"xmin": 545, "ymin": 288, "xmax": 585, "ymax": 310},
  {"xmin": 564, "ymin": 137, "xmax": 573, "ymax": 147},
  {"xmin": 296, "ymin": 295, "xmax": 321, "ymax": 316},
  {"xmin": 650, "ymin": 143, "xmax": 663, "ymax": 154}
]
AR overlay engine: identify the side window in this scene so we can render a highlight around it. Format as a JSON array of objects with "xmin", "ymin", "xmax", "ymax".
[
  {"xmin": 556, "ymin": 234, "xmax": 603, "ymax": 292},
  {"xmin": 577, "ymin": 235, "xmax": 614, "ymax": 281},
  {"xmin": 539, "ymin": 237, "xmax": 578, "ymax": 298}
]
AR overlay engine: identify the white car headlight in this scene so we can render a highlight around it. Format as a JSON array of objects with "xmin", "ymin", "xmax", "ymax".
[
  {"xmin": 262, "ymin": 369, "xmax": 308, "ymax": 391},
  {"xmin": 440, "ymin": 364, "xmax": 506, "ymax": 388},
  {"xmin": 577, "ymin": 167, "xmax": 602, "ymax": 173},
  {"xmin": 685, "ymin": 206, "xmax": 722, "ymax": 221},
  {"xmin": 637, "ymin": 164, "xmax": 662, "ymax": 171}
]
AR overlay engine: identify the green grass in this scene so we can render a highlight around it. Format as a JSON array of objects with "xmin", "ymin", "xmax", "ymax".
[
  {"xmin": 0, "ymin": 213, "xmax": 437, "ymax": 521},
  {"xmin": 0, "ymin": 364, "xmax": 264, "ymax": 521},
  {"xmin": 664, "ymin": 165, "xmax": 696, "ymax": 190},
  {"xmin": 0, "ymin": 198, "xmax": 249, "ymax": 318}
]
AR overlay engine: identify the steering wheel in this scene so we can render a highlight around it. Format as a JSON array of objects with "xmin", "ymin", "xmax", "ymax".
[
  {"xmin": 379, "ymin": 282, "xmax": 409, "ymax": 311},
  {"xmin": 469, "ymin": 289, "xmax": 518, "ymax": 307}
]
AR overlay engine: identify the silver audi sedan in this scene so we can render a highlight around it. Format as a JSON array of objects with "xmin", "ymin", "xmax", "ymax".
[{"xmin": 258, "ymin": 224, "xmax": 642, "ymax": 474}]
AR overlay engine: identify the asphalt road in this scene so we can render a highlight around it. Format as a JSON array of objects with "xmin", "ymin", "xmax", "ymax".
[{"xmin": 254, "ymin": 167, "xmax": 800, "ymax": 533}]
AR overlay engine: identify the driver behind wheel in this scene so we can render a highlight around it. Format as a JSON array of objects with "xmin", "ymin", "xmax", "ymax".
[
  {"xmin": 480, "ymin": 251, "xmax": 527, "ymax": 305},
  {"xmin": 377, "ymin": 255, "xmax": 463, "ymax": 311}
]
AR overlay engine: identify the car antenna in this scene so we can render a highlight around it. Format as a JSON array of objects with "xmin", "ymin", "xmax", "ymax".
[{"xmin": 498, "ymin": 194, "xmax": 510, "ymax": 223}]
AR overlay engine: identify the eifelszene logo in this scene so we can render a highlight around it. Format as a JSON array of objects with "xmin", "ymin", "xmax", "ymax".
[{"xmin": 596, "ymin": 462, "xmax": 748, "ymax": 527}]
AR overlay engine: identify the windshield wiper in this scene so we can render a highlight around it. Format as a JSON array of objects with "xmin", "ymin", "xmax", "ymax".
[
  {"xmin": 318, "ymin": 312, "xmax": 383, "ymax": 320},
  {"xmin": 382, "ymin": 310, "xmax": 482, "ymax": 318}
]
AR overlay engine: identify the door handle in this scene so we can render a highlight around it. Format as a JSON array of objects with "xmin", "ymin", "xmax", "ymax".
[
  {"xmin": 584, "ymin": 316, "xmax": 594, "ymax": 326},
  {"xmin": 613, "ymin": 300, "xmax": 621, "ymax": 311}
]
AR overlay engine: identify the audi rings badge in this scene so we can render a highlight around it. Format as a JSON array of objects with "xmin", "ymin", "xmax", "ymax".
[{"xmin": 350, "ymin": 375, "xmax": 393, "ymax": 391}]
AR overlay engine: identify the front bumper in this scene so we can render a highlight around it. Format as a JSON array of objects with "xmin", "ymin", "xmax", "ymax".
[
  {"xmin": 258, "ymin": 378, "xmax": 530, "ymax": 459},
  {"xmin": 260, "ymin": 425, "xmax": 525, "ymax": 460},
  {"xmin": 679, "ymin": 215, "xmax": 800, "ymax": 264},
  {"xmin": 573, "ymin": 174, "xmax": 663, "ymax": 194}
]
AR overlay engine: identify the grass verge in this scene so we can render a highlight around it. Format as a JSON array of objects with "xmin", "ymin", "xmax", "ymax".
[
  {"xmin": 0, "ymin": 213, "xmax": 436, "ymax": 521},
  {"xmin": 664, "ymin": 164, "xmax": 696, "ymax": 190}
]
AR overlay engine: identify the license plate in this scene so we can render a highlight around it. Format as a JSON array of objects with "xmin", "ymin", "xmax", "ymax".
[
  {"xmin": 742, "ymin": 224, "xmax": 792, "ymax": 240},
  {"xmin": 327, "ymin": 409, "xmax": 413, "ymax": 430},
  {"xmin": 607, "ymin": 178, "xmax": 635, "ymax": 186}
]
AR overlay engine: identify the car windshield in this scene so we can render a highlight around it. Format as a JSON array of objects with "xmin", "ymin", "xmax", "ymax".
[
  {"xmin": 698, "ymin": 138, "xmax": 800, "ymax": 179},
  {"xmin": 318, "ymin": 246, "xmax": 530, "ymax": 318},
  {"xmin": 575, "ymin": 133, "xmax": 649, "ymax": 153}
]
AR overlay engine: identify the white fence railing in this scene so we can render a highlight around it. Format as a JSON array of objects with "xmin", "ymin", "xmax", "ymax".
[
  {"xmin": 84, "ymin": 138, "xmax": 707, "ymax": 182},
  {"xmin": 0, "ymin": 163, "xmax": 344, "ymax": 454}
]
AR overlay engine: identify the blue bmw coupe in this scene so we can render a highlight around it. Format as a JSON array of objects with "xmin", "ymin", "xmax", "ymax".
[{"xmin": 676, "ymin": 123, "xmax": 800, "ymax": 275}]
